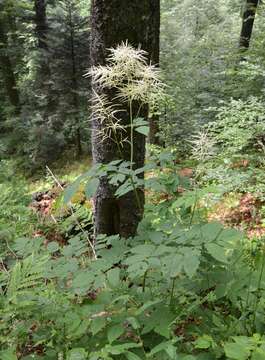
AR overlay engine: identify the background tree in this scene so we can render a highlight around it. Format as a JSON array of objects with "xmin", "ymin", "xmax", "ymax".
[
  {"xmin": 239, "ymin": 0, "xmax": 259, "ymax": 49},
  {"xmin": 90, "ymin": 0, "xmax": 160, "ymax": 238},
  {"xmin": 148, "ymin": 0, "xmax": 161, "ymax": 146},
  {"xmin": 0, "ymin": 3, "xmax": 20, "ymax": 116},
  {"xmin": 50, "ymin": 0, "xmax": 90, "ymax": 157},
  {"xmin": 0, "ymin": 0, "xmax": 90, "ymax": 169}
]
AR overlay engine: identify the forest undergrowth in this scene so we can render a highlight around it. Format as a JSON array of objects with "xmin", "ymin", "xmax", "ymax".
[
  {"xmin": 2, "ymin": 139, "xmax": 265, "ymax": 360},
  {"xmin": 2, "ymin": 0, "xmax": 265, "ymax": 359},
  {"xmin": 2, "ymin": 53, "xmax": 265, "ymax": 357}
]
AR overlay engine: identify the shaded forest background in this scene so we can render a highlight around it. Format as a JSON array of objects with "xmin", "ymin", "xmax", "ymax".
[{"xmin": 1, "ymin": 0, "xmax": 265, "ymax": 171}]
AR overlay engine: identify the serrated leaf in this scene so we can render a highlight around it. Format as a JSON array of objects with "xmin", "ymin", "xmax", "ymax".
[
  {"xmin": 200, "ymin": 222, "xmax": 223, "ymax": 242},
  {"xmin": 107, "ymin": 268, "xmax": 120, "ymax": 287},
  {"xmin": 125, "ymin": 352, "xmax": 142, "ymax": 360},
  {"xmin": 252, "ymin": 349, "xmax": 265, "ymax": 360},
  {"xmin": 195, "ymin": 335, "xmax": 213, "ymax": 349},
  {"xmin": 85, "ymin": 178, "xmax": 99, "ymax": 198},
  {"xmin": 115, "ymin": 181, "xmax": 133, "ymax": 197},
  {"xmin": 72, "ymin": 271, "xmax": 94, "ymax": 294},
  {"xmin": 47, "ymin": 241, "xmax": 59, "ymax": 253},
  {"xmin": 91, "ymin": 317, "xmax": 106, "ymax": 335},
  {"xmin": 135, "ymin": 300, "xmax": 162, "ymax": 315},
  {"xmin": 133, "ymin": 117, "xmax": 147, "ymax": 126},
  {"xmin": 205, "ymin": 243, "xmax": 228, "ymax": 263},
  {"xmin": 182, "ymin": 248, "xmax": 200, "ymax": 278},
  {"xmin": 135, "ymin": 126, "xmax": 149, "ymax": 136},
  {"xmin": 148, "ymin": 341, "xmax": 176, "ymax": 358},
  {"xmin": 108, "ymin": 324, "xmax": 124, "ymax": 344},
  {"xmin": 131, "ymin": 245, "xmax": 156, "ymax": 256},
  {"xmin": 66, "ymin": 348, "xmax": 87, "ymax": 360},
  {"xmin": 109, "ymin": 343, "xmax": 141, "ymax": 355},
  {"xmin": 165, "ymin": 344, "xmax": 177, "ymax": 359},
  {"xmin": 126, "ymin": 317, "xmax": 140, "ymax": 329},
  {"xmin": 168, "ymin": 254, "xmax": 183, "ymax": 278},
  {"xmin": 0, "ymin": 349, "xmax": 17, "ymax": 360},
  {"xmin": 64, "ymin": 179, "xmax": 82, "ymax": 204},
  {"xmin": 224, "ymin": 342, "xmax": 250, "ymax": 360}
]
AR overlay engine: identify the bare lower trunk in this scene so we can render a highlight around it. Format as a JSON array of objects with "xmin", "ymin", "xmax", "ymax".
[{"xmin": 90, "ymin": 0, "xmax": 160, "ymax": 238}]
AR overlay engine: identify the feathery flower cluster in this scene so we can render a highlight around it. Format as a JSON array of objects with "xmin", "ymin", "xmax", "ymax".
[
  {"xmin": 87, "ymin": 42, "xmax": 164, "ymax": 143},
  {"xmin": 189, "ymin": 130, "xmax": 217, "ymax": 161}
]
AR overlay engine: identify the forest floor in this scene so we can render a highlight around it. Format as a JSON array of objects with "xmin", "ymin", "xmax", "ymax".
[
  {"xmin": 28, "ymin": 155, "xmax": 92, "ymax": 193},
  {"xmin": 2, "ymin": 155, "xmax": 265, "ymax": 358},
  {"xmin": 26, "ymin": 159, "xmax": 265, "ymax": 244}
]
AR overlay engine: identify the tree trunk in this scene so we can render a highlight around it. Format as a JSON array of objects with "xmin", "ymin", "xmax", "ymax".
[
  {"xmin": 239, "ymin": 0, "xmax": 259, "ymax": 50},
  {"xmin": 0, "ymin": 19, "xmax": 20, "ymax": 114},
  {"xmin": 90, "ymin": 0, "xmax": 160, "ymax": 238},
  {"xmin": 34, "ymin": 0, "xmax": 56, "ymax": 119},
  {"xmin": 148, "ymin": 1, "xmax": 161, "ymax": 146},
  {"xmin": 68, "ymin": 1, "xmax": 82, "ymax": 157},
  {"xmin": 34, "ymin": 0, "xmax": 52, "ymax": 82},
  {"xmin": 34, "ymin": 0, "xmax": 49, "ymax": 50}
]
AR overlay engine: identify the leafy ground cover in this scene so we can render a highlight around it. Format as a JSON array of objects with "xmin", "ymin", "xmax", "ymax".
[{"xmin": 1, "ymin": 147, "xmax": 265, "ymax": 360}]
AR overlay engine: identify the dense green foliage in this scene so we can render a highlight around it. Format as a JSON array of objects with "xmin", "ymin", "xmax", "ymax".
[
  {"xmin": 2, "ymin": 151, "xmax": 265, "ymax": 359},
  {"xmin": 0, "ymin": 0, "xmax": 90, "ymax": 171}
]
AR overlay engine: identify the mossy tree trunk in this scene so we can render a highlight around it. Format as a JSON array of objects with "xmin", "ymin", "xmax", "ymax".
[{"xmin": 90, "ymin": 0, "xmax": 160, "ymax": 238}]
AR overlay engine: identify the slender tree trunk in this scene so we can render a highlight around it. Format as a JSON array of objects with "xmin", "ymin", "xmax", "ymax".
[
  {"xmin": 90, "ymin": 0, "xmax": 160, "ymax": 238},
  {"xmin": 239, "ymin": 0, "xmax": 259, "ymax": 50},
  {"xmin": 34, "ymin": 0, "xmax": 57, "ymax": 120},
  {"xmin": 68, "ymin": 1, "xmax": 82, "ymax": 157},
  {"xmin": 34, "ymin": 0, "xmax": 53, "ymax": 84},
  {"xmin": 0, "ymin": 20, "xmax": 20, "ymax": 114},
  {"xmin": 149, "ymin": 0, "xmax": 161, "ymax": 145},
  {"xmin": 34, "ymin": 0, "xmax": 49, "ymax": 50}
]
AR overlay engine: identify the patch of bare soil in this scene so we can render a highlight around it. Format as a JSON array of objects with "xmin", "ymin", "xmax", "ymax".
[{"xmin": 210, "ymin": 193, "xmax": 265, "ymax": 239}]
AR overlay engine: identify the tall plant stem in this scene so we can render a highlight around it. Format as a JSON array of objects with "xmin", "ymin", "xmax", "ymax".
[
  {"xmin": 253, "ymin": 249, "xmax": 265, "ymax": 331},
  {"xmin": 112, "ymin": 118, "xmax": 143, "ymax": 211},
  {"xmin": 142, "ymin": 270, "xmax": 148, "ymax": 292},
  {"xmin": 129, "ymin": 100, "xmax": 134, "ymax": 171},
  {"xmin": 170, "ymin": 277, "xmax": 176, "ymax": 306},
  {"xmin": 128, "ymin": 100, "xmax": 143, "ymax": 212},
  {"xmin": 113, "ymin": 128, "xmax": 123, "ymax": 159},
  {"xmin": 130, "ymin": 174, "xmax": 143, "ymax": 212}
]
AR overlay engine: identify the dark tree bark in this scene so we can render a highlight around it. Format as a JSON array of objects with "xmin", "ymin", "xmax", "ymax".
[
  {"xmin": 0, "ymin": 19, "xmax": 20, "ymax": 114},
  {"xmin": 239, "ymin": 0, "xmax": 259, "ymax": 50},
  {"xmin": 34, "ymin": 0, "xmax": 52, "ymax": 83},
  {"xmin": 149, "ymin": 115, "xmax": 161, "ymax": 146},
  {"xmin": 148, "ymin": 1, "xmax": 161, "ymax": 146},
  {"xmin": 34, "ymin": 0, "xmax": 57, "ymax": 119},
  {"xmin": 90, "ymin": 0, "xmax": 160, "ymax": 238},
  {"xmin": 34, "ymin": 0, "xmax": 49, "ymax": 50},
  {"xmin": 67, "ymin": 1, "xmax": 82, "ymax": 157}
]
